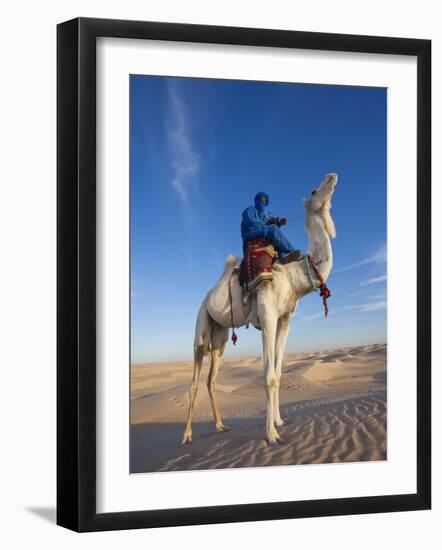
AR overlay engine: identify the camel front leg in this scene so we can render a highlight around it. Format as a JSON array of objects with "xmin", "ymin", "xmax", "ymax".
[
  {"xmin": 258, "ymin": 293, "xmax": 280, "ymax": 445},
  {"xmin": 273, "ymin": 313, "xmax": 292, "ymax": 427}
]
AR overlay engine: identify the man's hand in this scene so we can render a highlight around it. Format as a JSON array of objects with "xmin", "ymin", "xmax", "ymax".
[{"xmin": 267, "ymin": 217, "xmax": 287, "ymax": 226}]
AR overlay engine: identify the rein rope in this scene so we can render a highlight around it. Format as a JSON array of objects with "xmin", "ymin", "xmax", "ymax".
[
  {"xmin": 285, "ymin": 212, "xmax": 305, "ymax": 222},
  {"xmin": 229, "ymin": 270, "xmax": 238, "ymax": 345},
  {"xmin": 306, "ymin": 255, "xmax": 332, "ymax": 317}
]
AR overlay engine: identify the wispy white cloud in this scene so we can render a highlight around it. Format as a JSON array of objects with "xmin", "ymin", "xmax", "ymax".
[
  {"xmin": 334, "ymin": 242, "xmax": 386, "ymax": 274},
  {"xmin": 301, "ymin": 311, "xmax": 326, "ymax": 322},
  {"xmin": 302, "ymin": 304, "xmax": 357, "ymax": 322},
  {"xmin": 183, "ymin": 248, "xmax": 195, "ymax": 269},
  {"xmin": 360, "ymin": 274, "xmax": 387, "ymax": 286},
  {"xmin": 358, "ymin": 300, "xmax": 386, "ymax": 312},
  {"xmin": 166, "ymin": 83, "xmax": 200, "ymax": 206},
  {"xmin": 335, "ymin": 316, "xmax": 367, "ymax": 323},
  {"xmin": 301, "ymin": 296, "xmax": 386, "ymax": 321},
  {"xmin": 369, "ymin": 290, "xmax": 387, "ymax": 302}
]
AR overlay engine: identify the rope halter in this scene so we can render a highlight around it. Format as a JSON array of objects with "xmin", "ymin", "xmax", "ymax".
[{"xmin": 306, "ymin": 255, "xmax": 332, "ymax": 317}]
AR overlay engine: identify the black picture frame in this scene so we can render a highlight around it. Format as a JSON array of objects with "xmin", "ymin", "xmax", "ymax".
[{"xmin": 57, "ymin": 17, "xmax": 431, "ymax": 532}]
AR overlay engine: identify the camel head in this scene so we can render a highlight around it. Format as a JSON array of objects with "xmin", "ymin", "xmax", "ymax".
[{"xmin": 303, "ymin": 173, "xmax": 338, "ymax": 238}]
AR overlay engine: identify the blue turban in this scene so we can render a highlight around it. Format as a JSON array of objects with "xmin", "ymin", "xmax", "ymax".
[{"xmin": 254, "ymin": 192, "xmax": 269, "ymax": 213}]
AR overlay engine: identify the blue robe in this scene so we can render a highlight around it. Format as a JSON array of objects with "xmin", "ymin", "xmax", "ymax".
[{"xmin": 241, "ymin": 205, "xmax": 294, "ymax": 255}]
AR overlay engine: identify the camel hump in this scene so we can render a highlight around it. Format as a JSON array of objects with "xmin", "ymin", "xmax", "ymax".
[
  {"xmin": 224, "ymin": 255, "xmax": 238, "ymax": 271},
  {"xmin": 215, "ymin": 255, "xmax": 238, "ymax": 285}
]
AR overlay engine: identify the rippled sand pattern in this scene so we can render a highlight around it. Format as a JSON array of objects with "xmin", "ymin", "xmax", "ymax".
[{"xmin": 131, "ymin": 343, "xmax": 387, "ymax": 472}]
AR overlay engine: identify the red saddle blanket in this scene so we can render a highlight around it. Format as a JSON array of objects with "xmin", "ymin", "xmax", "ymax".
[{"xmin": 240, "ymin": 238, "xmax": 278, "ymax": 292}]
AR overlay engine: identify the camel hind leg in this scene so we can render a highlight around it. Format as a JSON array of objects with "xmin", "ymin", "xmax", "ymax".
[
  {"xmin": 182, "ymin": 300, "xmax": 212, "ymax": 445},
  {"xmin": 207, "ymin": 324, "xmax": 229, "ymax": 433}
]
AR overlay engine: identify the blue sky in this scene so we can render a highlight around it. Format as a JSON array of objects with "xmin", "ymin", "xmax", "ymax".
[{"xmin": 130, "ymin": 75, "xmax": 387, "ymax": 363}]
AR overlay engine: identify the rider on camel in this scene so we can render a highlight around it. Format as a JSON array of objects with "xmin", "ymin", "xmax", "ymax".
[{"xmin": 241, "ymin": 191, "xmax": 302, "ymax": 264}]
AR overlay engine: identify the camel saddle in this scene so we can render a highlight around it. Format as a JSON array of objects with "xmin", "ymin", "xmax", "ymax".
[{"xmin": 240, "ymin": 238, "xmax": 279, "ymax": 292}]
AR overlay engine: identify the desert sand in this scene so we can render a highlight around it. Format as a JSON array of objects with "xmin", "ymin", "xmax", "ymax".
[{"xmin": 131, "ymin": 343, "xmax": 386, "ymax": 473}]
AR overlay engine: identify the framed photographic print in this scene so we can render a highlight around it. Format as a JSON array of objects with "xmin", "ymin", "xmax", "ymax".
[{"xmin": 57, "ymin": 17, "xmax": 431, "ymax": 532}]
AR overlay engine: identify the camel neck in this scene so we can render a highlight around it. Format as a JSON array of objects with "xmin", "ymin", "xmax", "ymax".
[{"xmin": 305, "ymin": 213, "xmax": 333, "ymax": 282}]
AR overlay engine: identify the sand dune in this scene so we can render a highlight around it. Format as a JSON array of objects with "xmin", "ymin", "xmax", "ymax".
[{"xmin": 130, "ymin": 343, "xmax": 386, "ymax": 472}]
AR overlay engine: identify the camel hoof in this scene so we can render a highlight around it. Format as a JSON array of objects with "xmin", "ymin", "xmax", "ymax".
[
  {"xmin": 182, "ymin": 434, "xmax": 192, "ymax": 445},
  {"xmin": 274, "ymin": 419, "xmax": 285, "ymax": 427},
  {"xmin": 276, "ymin": 437, "xmax": 286, "ymax": 445},
  {"xmin": 216, "ymin": 423, "xmax": 230, "ymax": 433},
  {"xmin": 266, "ymin": 430, "xmax": 282, "ymax": 446}
]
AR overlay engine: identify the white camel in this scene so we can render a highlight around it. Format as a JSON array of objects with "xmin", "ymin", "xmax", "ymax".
[{"xmin": 182, "ymin": 173, "xmax": 338, "ymax": 445}]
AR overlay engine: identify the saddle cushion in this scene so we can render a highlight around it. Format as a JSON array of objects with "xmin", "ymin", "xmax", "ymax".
[{"xmin": 240, "ymin": 238, "xmax": 278, "ymax": 292}]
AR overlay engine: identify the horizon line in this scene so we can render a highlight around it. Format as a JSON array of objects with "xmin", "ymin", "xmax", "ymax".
[{"xmin": 131, "ymin": 341, "xmax": 387, "ymax": 367}]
